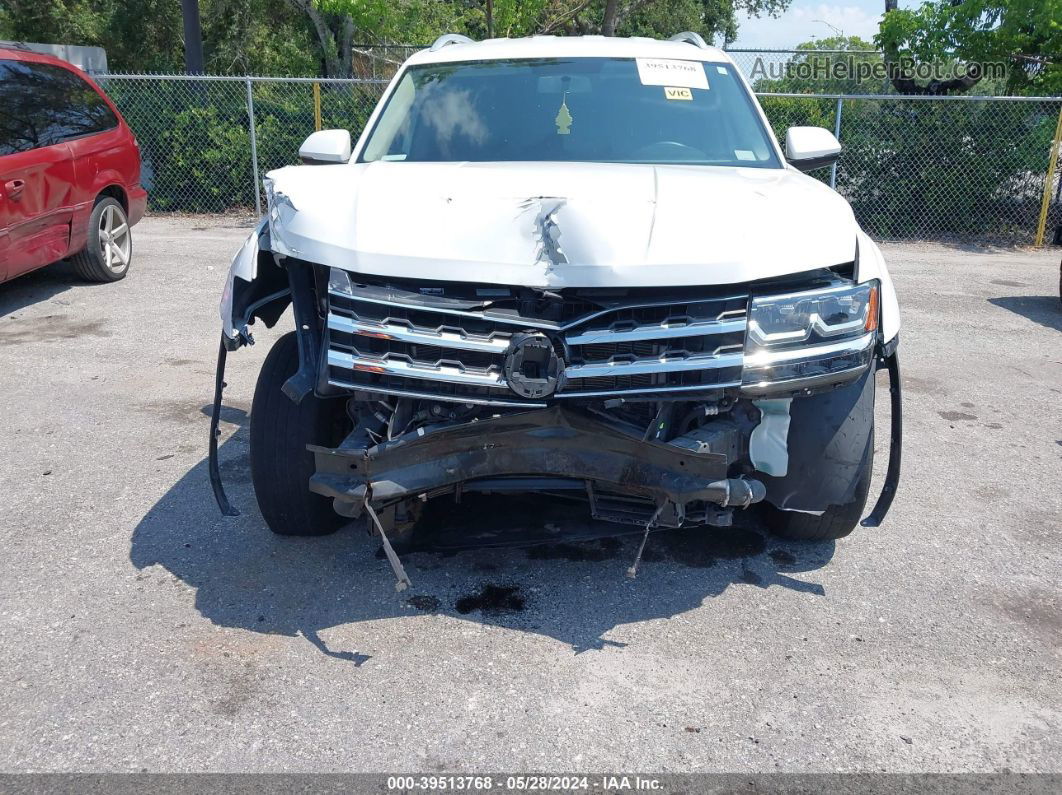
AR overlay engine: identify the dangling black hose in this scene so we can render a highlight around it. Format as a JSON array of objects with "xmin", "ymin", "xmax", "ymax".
[
  {"xmin": 861, "ymin": 350, "xmax": 902, "ymax": 528},
  {"xmin": 209, "ymin": 336, "xmax": 240, "ymax": 517}
]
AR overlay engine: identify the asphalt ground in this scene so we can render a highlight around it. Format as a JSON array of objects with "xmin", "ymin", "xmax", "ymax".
[{"xmin": 0, "ymin": 216, "xmax": 1059, "ymax": 773}]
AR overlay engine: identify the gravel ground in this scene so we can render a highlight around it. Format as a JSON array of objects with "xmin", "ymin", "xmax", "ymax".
[{"xmin": 0, "ymin": 216, "xmax": 1059, "ymax": 773}]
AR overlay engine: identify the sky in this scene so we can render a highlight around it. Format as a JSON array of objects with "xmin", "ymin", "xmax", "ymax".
[{"xmin": 730, "ymin": 0, "xmax": 918, "ymax": 49}]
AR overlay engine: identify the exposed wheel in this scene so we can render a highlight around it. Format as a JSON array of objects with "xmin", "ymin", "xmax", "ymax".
[
  {"xmin": 249, "ymin": 331, "xmax": 346, "ymax": 536},
  {"xmin": 764, "ymin": 431, "xmax": 874, "ymax": 542},
  {"xmin": 70, "ymin": 197, "xmax": 132, "ymax": 282}
]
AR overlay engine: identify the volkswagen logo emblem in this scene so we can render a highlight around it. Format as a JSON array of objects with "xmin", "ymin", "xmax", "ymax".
[{"xmin": 503, "ymin": 332, "xmax": 563, "ymax": 399}]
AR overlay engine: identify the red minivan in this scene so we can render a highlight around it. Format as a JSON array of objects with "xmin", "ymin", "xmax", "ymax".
[{"xmin": 0, "ymin": 46, "xmax": 147, "ymax": 284}]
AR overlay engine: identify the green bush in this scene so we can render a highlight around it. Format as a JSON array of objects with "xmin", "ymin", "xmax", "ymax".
[
  {"xmin": 836, "ymin": 99, "xmax": 1057, "ymax": 240},
  {"xmin": 102, "ymin": 77, "xmax": 388, "ymax": 213}
]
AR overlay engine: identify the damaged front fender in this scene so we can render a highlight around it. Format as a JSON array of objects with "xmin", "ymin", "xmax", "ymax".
[
  {"xmin": 212, "ymin": 220, "xmax": 295, "ymax": 515},
  {"xmin": 220, "ymin": 219, "xmax": 291, "ymax": 350}
]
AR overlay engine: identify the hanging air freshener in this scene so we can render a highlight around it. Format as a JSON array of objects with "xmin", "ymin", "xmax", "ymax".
[{"xmin": 555, "ymin": 92, "xmax": 572, "ymax": 135}]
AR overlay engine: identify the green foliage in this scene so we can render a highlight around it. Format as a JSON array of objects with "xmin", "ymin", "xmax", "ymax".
[
  {"xmin": 313, "ymin": 0, "xmax": 791, "ymax": 48},
  {"xmin": 1, "ymin": 0, "xmax": 322, "ymax": 75},
  {"xmin": 98, "ymin": 77, "xmax": 385, "ymax": 211},
  {"xmin": 3, "ymin": 0, "xmax": 798, "ymax": 77},
  {"xmin": 204, "ymin": 0, "xmax": 319, "ymax": 75},
  {"xmin": 101, "ymin": 80, "xmax": 254, "ymax": 209},
  {"xmin": 104, "ymin": 0, "xmax": 184, "ymax": 72},
  {"xmin": 836, "ymin": 99, "xmax": 1058, "ymax": 238},
  {"xmin": 752, "ymin": 35, "xmax": 888, "ymax": 94},
  {"xmin": 490, "ymin": 0, "xmax": 552, "ymax": 37},
  {"xmin": 618, "ymin": 0, "xmax": 716, "ymax": 41},
  {"xmin": 876, "ymin": 0, "xmax": 1062, "ymax": 95},
  {"xmin": 0, "ymin": 0, "xmax": 111, "ymax": 44}
]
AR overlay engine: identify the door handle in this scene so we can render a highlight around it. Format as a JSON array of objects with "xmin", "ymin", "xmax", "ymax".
[{"xmin": 4, "ymin": 179, "xmax": 25, "ymax": 200}]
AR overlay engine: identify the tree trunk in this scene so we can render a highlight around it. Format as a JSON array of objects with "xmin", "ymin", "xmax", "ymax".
[
  {"xmin": 601, "ymin": 0, "xmax": 619, "ymax": 36},
  {"xmin": 284, "ymin": 0, "xmax": 350, "ymax": 78},
  {"xmin": 337, "ymin": 15, "xmax": 355, "ymax": 79},
  {"xmin": 180, "ymin": 0, "xmax": 204, "ymax": 74},
  {"xmin": 882, "ymin": 45, "xmax": 981, "ymax": 95}
]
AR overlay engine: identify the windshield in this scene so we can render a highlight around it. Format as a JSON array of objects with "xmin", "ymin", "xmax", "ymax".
[{"xmin": 360, "ymin": 57, "xmax": 781, "ymax": 168}]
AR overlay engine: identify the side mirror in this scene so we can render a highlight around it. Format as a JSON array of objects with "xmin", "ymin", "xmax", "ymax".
[
  {"xmin": 299, "ymin": 129, "xmax": 351, "ymax": 165},
  {"xmin": 785, "ymin": 126, "xmax": 841, "ymax": 172}
]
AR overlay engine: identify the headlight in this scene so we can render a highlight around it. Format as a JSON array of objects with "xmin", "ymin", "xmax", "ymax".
[
  {"xmin": 742, "ymin": 281, "xmax": 879, "ymax": 391},
  {"xmin": 747, "ymin": 282, "xmax": 879, "ymax": 350}
]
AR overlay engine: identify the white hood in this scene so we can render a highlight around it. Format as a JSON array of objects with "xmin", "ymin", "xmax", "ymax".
[{"xmin": 265, "ymin": 160, "xmax": 858, "ymax": 288}]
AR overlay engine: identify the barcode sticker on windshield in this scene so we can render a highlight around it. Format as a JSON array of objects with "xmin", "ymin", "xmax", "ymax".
[{"xmin": 636, "ymin": 58, "xmax": 709, "ymax": 90}]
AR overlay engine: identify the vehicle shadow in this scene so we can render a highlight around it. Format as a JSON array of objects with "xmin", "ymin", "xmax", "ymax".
[
  {"xmin": 987, "ymin": 295, "xmax": 1062, "ymax": 332},
  {"xmin": 129, "ymin": 407, "xmax": 836, "ymax": 660},
  {"xmin": 0, "ymin": 259, "xmax": 98, "ymax": 318}
]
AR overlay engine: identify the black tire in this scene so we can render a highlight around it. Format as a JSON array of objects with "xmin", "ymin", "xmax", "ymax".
[
  {"xmin": 249, "ymin": 331, "xmax": 346, "ymax": 536},
  {"xmin": 764, "ymin": 431, "xmax": 874, "ymax": 542},
  {"xmin": 70, "ymin": 197, "xmax": 132, "ymax": 282}
]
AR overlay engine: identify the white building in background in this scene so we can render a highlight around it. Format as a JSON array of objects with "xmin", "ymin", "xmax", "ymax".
[{"xmin": 0, "ymin": 41, "xmax": 108, "ymax": 73}]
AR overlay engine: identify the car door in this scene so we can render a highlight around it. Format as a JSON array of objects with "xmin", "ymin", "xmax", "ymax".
[
  {"xmin": 0, "ymin": 58, "xmax": 76, "ymax": 282},
  {"xmin": 58, "ymin": 69, "xmax": 125, "ymax": 248}
]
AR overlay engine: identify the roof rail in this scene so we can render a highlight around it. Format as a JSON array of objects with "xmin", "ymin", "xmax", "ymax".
[
  {"xmin": 668, "ymin": 32, "xmax": 710, "ymax": 49},
  {"xmin": 429, "ymin": 33, "xmax": 474, "ymax": 52}
]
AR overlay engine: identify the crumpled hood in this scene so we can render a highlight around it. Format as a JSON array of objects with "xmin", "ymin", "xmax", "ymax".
[{"xmin": 265, "ymin": 160, "xmax": 858, "ymax": 287}]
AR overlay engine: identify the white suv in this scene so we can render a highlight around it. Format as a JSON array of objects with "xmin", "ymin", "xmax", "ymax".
[{"xmin": 214, "ymin": 33, "xmax": 902, "ymax": 582}]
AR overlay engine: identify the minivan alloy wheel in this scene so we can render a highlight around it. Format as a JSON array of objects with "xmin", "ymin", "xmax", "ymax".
[
  {"xmin": 99, "ymin": 203, "xmax": 130, "ymax": 272},
  {"xmin": 70, "ymin": 196, "xmax": 133, "ymax": 282}
]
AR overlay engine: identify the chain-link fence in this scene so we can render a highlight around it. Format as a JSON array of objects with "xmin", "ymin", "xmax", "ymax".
[
  {"xmin": 351, "ymin": 44, "xmax": 420, "ymax": 81},
  {"xmin": 96, "ymin": 74, "xmax": 1062, "ymax": 243},
  {"xmin": 759, "ymin": 93, "xmax": 1062, "ymax": 242},
  {"xmin": 96, "ymin": 75, "xmax": 385, "ymax": 213}
]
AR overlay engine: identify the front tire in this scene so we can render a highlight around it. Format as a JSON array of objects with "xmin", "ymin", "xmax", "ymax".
[
  {"xmin": 249, "ymin": 331, "xmax": 346, "ymax": 536},
  {"xmin": 70, "ymin": 197, "xmax": 132, "ymax": 282},
  {"xmin": 764, "ymin": 431, "xmax": 874, "ymax": 542}
]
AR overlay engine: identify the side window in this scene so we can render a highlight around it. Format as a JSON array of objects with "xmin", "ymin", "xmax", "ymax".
[
  {"xmin": 0, "ymin": 60, "xmax": 42, "ymax": 155},
  {"xmin": 0, "ymin": 58, "xmax": 119, "ymax": 156}
]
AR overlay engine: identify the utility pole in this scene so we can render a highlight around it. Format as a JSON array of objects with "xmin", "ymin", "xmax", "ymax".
[{"xmin": 181, "ymin": 0, "xmax": 205, "ymax": 74}]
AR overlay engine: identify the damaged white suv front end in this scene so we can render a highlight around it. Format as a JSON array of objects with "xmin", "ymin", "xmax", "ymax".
[{"xmin": 213, "ymin": 33, "xmax": 901, "ymax": 584}]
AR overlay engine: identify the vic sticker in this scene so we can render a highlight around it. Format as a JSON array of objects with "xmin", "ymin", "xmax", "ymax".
[
  {"xmin": 664, "ymin": 87, "xmax": 693, "ymax": 100},
  {"xmin": 636, "ymin": 58, "xmax": 709, "ymax": 89}
]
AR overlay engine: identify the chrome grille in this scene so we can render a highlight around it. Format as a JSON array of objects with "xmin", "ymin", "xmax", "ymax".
[{"xmin": 325, "ymin": 278, "xmax": 748, "ymax": 405}]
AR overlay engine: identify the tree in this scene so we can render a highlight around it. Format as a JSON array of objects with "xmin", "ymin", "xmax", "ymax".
[
  {"xmin": 313, "ymin": 0, "xmax": 793, "ymax": 59},
  {"xmin": 546, "ymin": 0, "xmax": 792, "ymax": 43},
  {"xmin": 876, "ymin": 0, "xmax": 1062, "ymax": 95},
  {"xmin": 0, "ymin": 0, "xmax": 324, "ymax": 74},
  {"xmin": 751, "ymin": 35, "xmax": 883, "ymax": 93},
  {"xmin": 198, "ymin": 0, "xmax": 312, "ymax": 74},
  {"xmin": 1, "ymin": 0, "xmax": 796, "ymax": 77}
]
